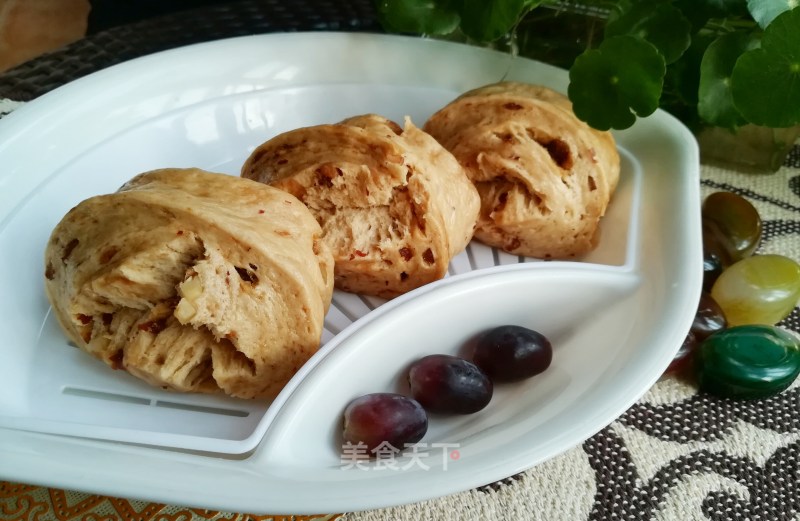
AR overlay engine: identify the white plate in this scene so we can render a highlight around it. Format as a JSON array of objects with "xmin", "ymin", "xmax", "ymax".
[{"xmin": 0, "ymin": 32, "xmax": 702, "ymax": 513}]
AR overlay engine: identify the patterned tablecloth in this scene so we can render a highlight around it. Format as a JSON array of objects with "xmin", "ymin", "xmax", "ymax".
[{"xmin": 1, "ymin": 1, "xmax": 799, "ymax": 520}]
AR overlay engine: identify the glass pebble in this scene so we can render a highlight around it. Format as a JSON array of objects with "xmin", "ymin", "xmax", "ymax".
[
  {"xmin": 691, "ymin": 292, "xmax": 727, "ymax": 340},
  {"xmin": 711, "ymin": 254, "xmax": 800, "ymax": 326},
  {"xmin": 701, "ymin": 218, "xmax": 733, "ymax": 274},
  {"xmin": 702, "ymin": 225, "xmax": 726, "ymax": 291},
  {"xmin": 666, "ymin": 330, "xmax": 698, "ymax": 374},
  {"xmin": 703, "ymin": 239, "xmax": 723, "ymax": 291},
  {"xmin": 667, "ymin": 293, "xmax": 727, "ymax": 375},
  {"xmin": 695, "ymin": 325, "xmax": 800, "ymax": 399},
  {"xmin": 701, "ymin": 191, "xmax": 762, "ymax": 264}
]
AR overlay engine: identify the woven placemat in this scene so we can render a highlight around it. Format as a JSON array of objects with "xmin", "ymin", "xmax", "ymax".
[{"xmin": 0, "ymin": 0, "xmax": 380, "ymax": 101}]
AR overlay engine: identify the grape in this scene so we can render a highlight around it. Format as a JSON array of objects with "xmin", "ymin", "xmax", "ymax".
[
  {"xmin": 408, "ymin": 355, "xmax": 492, "ymax": 414},
  {"xmin": 342, "ymin": 393, "xmax": 427, "ymax": 453},
  {"xmin": 473, "ymin": 325, "xmax": 553, "ymax": 382}
]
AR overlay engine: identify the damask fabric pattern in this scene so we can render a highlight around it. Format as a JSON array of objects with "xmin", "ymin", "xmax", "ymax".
[
  {"xmin": 0, "ymin": 481, "xmax": 341, "ymax": 521},
  {"xmin": 1, "ymin": 96, "xmax": 799, "ymax": 519}
]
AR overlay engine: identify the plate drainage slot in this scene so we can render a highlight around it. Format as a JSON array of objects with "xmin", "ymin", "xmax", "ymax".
[
  {"xmin": 62, "ymin": 387, "xmax": 150, "ymax": 405},
  {"xmin": 323, "ymin": 320, "xmax": 342, "ymax": 336},
  {"xmin": 154, "ymin": 401, "xmax": 249, "ymax": 417},
  {"xmin": 62, "ymin": 387, "xmax": 250, "ymax": 417}
]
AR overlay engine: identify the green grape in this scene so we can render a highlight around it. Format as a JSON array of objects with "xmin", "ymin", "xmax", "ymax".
[{"xmin": 711, "ymin": 254, "xmax": 800, "ymax": 326}]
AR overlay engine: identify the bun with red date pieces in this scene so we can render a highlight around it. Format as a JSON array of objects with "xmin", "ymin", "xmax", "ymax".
[
  {"xmin": 44, "ymin": 168, "xmax": 333, "ymax": 399},
  {"xmin": 424, "ymin": 82, "xmax": 620, "ymax": 259},
  {"xmin": 242, "ymin": 114, "xmax": 480, "ymax": 299}
]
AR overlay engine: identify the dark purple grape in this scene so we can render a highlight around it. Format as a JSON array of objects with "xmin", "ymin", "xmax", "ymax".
[
  {"xmin": 473, "ymin": 325, "xmax": 553, "ymax": 382},
  {"xmin": 691, "ymin": 292, "xmax": 727, "ymax": 340},
  {"xmin": 408, "ymin": 355, "xmax": 493, "ymax": 414},
  {"xmin": 342, "ymin": 393, "xmax": 427, "ymax": 453}
]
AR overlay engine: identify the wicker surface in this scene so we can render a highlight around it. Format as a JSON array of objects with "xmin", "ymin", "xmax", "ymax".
[
  {"xmin": 1, "ymin": 2, "xmax": 800, "ymax": 519},
  {"xmin": 0, "ymin": 0, "xmax": 380, "ymax": 101}
]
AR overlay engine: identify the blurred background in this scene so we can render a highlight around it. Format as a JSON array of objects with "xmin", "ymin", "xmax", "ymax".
[{"xmin": 0, "ymin": 0, "xmax": 233, "ymax": 72}]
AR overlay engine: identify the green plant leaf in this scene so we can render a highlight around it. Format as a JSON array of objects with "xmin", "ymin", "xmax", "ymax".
[
  {"xmin": 731, "ymin": 7, "xmax": 800, "ymax": 126},
  {"xmin": 458, "ymin": 0, "xmax": 528, "ymax": 42},
  {"xmin": 668, "ymin": 32, "xmax": 716, "ymax": 106},
  {"xmin": 695, "ymin": 0, "xmax": 749, "ymax": 16},
  {"xmin": 698, "ymin": 32, "xmax": 757, "ymax": 128},
  {"xmin": 568, "ymin": 35, "xmax": 666, "ymax": 130},
  {"xmin": 604, "ymin": 2, "xmax": 692, "ymax": 64},
  {"xmin": 661, "ymin": 33, "xmax": 716, "ymax": 131},
  {"xmin": 747, "ymin": 0, "xmax": 799, "ymax": 28},
  {"xmin": 673, "ymin": 0, "xmax": 749, "ymax": 31},
  {"xmin": 375, "ymin": 0, "xmax": 461, "ymax": 35}
]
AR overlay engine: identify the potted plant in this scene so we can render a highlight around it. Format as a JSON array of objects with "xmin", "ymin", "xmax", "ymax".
[{"xmin": 375, "ymin": 0, "xmax": 800, "ymax": 172}]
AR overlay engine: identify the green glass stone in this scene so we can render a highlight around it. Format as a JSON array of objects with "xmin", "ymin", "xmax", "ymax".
[{"xmin": 696, "ymin": 325, "xmax": 800, "ymax": 399}]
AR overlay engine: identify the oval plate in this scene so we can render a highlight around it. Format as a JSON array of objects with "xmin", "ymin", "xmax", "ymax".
[{"xmin": 0, "ymin": 32, "xmax": 701, "ymax": 513}]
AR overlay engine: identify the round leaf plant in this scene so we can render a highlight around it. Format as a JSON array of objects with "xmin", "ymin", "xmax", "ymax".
[{"xmin": 375, "ymin": 0, "xmax": 800, "ymax": 132}]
